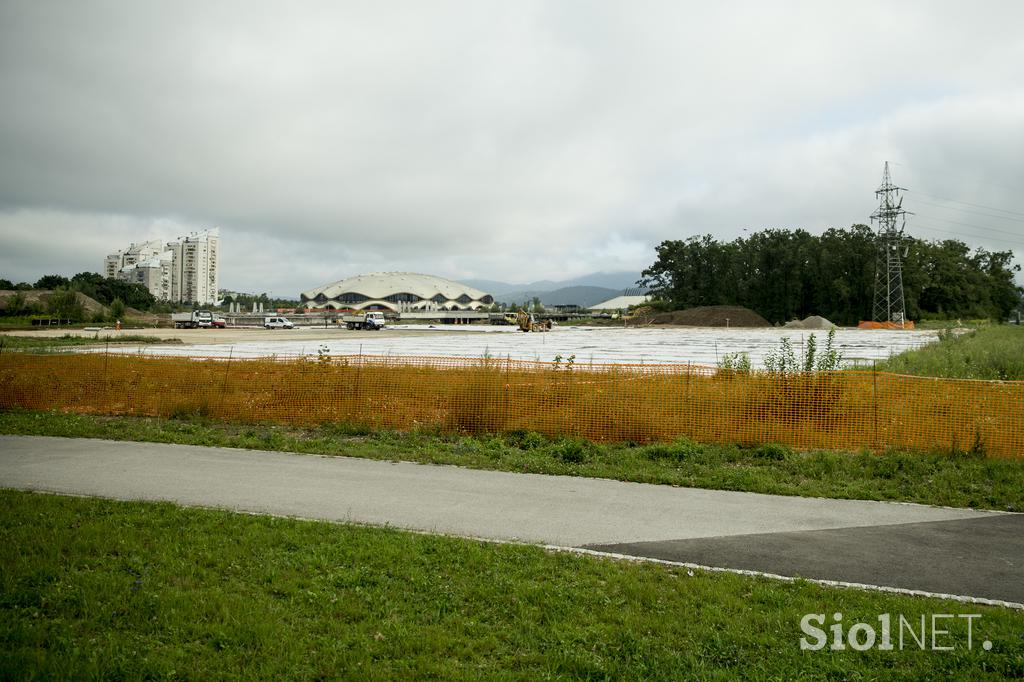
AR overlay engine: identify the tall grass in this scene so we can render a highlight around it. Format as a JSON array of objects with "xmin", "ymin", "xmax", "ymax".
[
  {"xmin": 878, "ymin": 325, "xmax": 1024, "ymax": 380},
  {"xmin": 1, "ymin": 352, "xmax": 1021, "ymax": 457}
]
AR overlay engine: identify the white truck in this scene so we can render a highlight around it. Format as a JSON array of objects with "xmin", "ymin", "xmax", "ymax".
[
  {"xmin": 342, "ymin": 311, "xmax": 386, "ymax": 330},
  {"xmin": 171, "ymin": 310, "xmax": 215, "ymax": 329}
]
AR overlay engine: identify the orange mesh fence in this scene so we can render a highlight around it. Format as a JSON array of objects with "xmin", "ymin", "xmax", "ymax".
[
  {"xmin": 858, "ymin": 320, "xmax": 916, "ymax": 330},
  {"xmin": 1, "ymin": 352, "xmax": 1021, "ymax": 457}
]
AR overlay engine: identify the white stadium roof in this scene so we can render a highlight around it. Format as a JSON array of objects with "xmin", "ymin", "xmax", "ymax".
[
  {"xmin": 589, "ymin": 294, "xmax": 651, "ymax": 310},
  {"xmin": 300, "ymin": 272, "xmax": 492, "ymax": 312}
]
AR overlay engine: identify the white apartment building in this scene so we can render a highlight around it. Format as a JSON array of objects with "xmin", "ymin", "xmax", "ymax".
[
  {"xmin": 104, "ymin": 229, "xmax": 219, "ymax": 305},
  {"xmin": 119, "ymin": 257, "xmax": 173, "ymax": 302},
  {"xmin": 104, "ymin": 240, "xmax": 165, "ymax": 279},
  {"xmin": 166, "ymin": 229, "xmax": 219, "ymax": 305}
]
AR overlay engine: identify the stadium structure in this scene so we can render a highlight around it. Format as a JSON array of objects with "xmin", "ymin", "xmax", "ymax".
[{"xmin": 300, "ymin": 272, "xmax": 493, "ymax": 313}]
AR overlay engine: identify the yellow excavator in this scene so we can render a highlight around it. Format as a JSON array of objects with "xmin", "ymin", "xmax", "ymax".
[{"xmin": 515, "ymin": 310, "xmax": 552, "ymax": 332}]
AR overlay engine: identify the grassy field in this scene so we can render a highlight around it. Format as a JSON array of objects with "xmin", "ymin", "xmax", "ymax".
[
  {"xmin": 2, "ymin": 490, "xmax": 1022, "ymax": 679},
  {"xmin": 0, "ymin": 333, "xmax": 179, "ymax": 350},
  {"xmin": 877, "ymin": 324, "xmax": 1024, "ymax": 380},
  {"xmin": 3, "ymin": 409, "xmax": 1022, "ymax": 511}
]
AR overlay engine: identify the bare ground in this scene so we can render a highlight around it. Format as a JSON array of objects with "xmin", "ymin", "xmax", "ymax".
[{"xmin": 0, "ymin": 326, "xmax": 441, "ymax": 345}]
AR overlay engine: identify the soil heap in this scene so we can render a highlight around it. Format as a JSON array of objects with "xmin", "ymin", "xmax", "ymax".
[
  {"xmin": 0, "ymin": 290, "xmax": 106, "ymax": 316},
  {"xmin": 783, "ymin": 315, "xmax": 836, "ymax": 330},
  {"xmin": 629, "ymin": 305, "xmax": 770, "ymax": 327}
]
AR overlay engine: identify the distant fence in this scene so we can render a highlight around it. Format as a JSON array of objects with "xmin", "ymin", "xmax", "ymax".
[{"xmin": 1, "ymin": 353, "xmax": 1022, "ymax": 457}]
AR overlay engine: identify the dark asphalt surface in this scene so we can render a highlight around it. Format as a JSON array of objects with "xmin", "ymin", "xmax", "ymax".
[{"xmin": 586, "ymin": 514, "xmax": 1024, "ymax": 604}]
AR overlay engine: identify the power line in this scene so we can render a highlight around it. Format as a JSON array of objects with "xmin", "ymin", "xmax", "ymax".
[
  {"xmin": 905, "ymin": 190, "xmax": 1024, "ymax": 219},
  {"xmin": 913, "ymin": 213, "xmax": 1024, "ymax": 240},
  {"xmin": 911, "ymin": 221, "xmax": 1024, "ymax": 250},
  {"xmin": 911, "ymin": 198, "xmax": 1024, "ymax": 224}
]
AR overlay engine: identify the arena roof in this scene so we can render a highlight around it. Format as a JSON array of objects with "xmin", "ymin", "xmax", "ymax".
[
  {"xmin": 589, "ymin": 294, "xmax": 651, "ymax": 311},
  {"xmin": 300, "ymin": 272, "xmax": 493, "ymax": 312}
]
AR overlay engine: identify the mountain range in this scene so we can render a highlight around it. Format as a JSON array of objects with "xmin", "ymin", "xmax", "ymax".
[{"xmin": 459, "ymin": 271, "xmax": 646, "ymax": 307}]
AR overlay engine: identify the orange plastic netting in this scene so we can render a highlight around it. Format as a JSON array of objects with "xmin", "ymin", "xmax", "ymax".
[
  {"xmin": 858, "ymin": 320, "xmax": 917, "ymax": 330},
  {"xmin": 1, "ymin": 352, "xmax": 1020, "ymax": 457}
]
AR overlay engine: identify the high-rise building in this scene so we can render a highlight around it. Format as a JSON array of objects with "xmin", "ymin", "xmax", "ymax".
[
  {"xmin": 104, "ymin": 228, "xmax": 219, "ymax": 305},
  {"xmin": 166, "ymin": 229, "xmax": 219, "ymax": 305},
  {"xmin": 104, "ymin": 240, "xmax": 165, "ymax": 278}
]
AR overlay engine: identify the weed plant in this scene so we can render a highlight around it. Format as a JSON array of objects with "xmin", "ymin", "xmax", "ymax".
[{"xmin": 1, "ymin": 348, "xmax": 1021, "ymax": 456}]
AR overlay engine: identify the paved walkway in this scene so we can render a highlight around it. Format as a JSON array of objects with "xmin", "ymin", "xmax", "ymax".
[{"xmin": 2, "ymin": 435, "xmax": 1020, "ymax": 605}]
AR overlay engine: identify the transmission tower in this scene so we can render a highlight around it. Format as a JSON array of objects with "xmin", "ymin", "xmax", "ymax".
[{"xmin": 870, "ymin": 162, "xmax": 912, "ymax": 325}]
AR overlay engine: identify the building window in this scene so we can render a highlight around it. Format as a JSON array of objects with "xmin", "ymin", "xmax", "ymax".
[{"xmin": 385, "ymin": 292, "xmax": 422, "ymax": 303}]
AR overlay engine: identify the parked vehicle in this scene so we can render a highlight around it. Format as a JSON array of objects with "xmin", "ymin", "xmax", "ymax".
[
  {"xmin": 264, "ymin": 316, "xmax": 294, "ymax": 329},
  {"xmin": 171, "ymin": 310, "xmax": 214, "ymax": 329},
  {"xmin": 342, "ymin": 311, "xmax": 386, "ymax": 330}
]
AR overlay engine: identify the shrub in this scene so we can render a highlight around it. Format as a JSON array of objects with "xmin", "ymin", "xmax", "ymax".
[
  {"xmin": 505, "ymin": 430, "xmax": 548, "ymax": 450},
  {"xmin": 46, "ymin": 289, "xmax": 85, "ymax": 322},
  {"xmin": 718, "ymin": 352, "xmax": 751, "ymax": 375},
  {"xmin": 752, "ymin": 442, "xmax": 794, "ymax": 461},
  {"xmin": 109, "ymin": 298, "xmax": 126, "ymax": 322},
  {"xmin": 554, "ymin": 439, "xmax": 591, "ymax": 464},
  {"xmin": 644, "ymin": 437, "xmax": 704, "ymax": 461}
]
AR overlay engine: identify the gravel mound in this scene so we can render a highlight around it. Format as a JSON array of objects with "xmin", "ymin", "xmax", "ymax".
[
  {"xmin": 783, "ymin": 315, "xmax": 836, "ymax": 330},
  {"xmin": 630, "ymin": 305, "xmax": 771, "ymax": 327}
]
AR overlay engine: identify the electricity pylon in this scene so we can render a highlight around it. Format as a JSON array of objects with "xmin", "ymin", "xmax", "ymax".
[{"xmin": 871, "ymin": 162, "xmax": 911, "ymax": 325}]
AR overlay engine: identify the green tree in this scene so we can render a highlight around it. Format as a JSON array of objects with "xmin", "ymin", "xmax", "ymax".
[
  {"xmin": 641, "ymin": 226, "xmax": 1020, "ymax": 324},
  {"xmin": 109, "ymin": 298, "xmax": 126, "ymax": 322},
  {"xmin": 4, "ymin": 291, "xmax": 27, "ymax": 316},
  {"xmin": 35, "ymin": 274, "xmax": 70, "ymax": 290},
  {"xmin": 46, "ymin": 289, "xmax": 85, "ymax": 321}
]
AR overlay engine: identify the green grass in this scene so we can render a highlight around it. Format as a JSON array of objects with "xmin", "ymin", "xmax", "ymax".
[
  {"xmin": 878, "ymin": 325, "xmax": 1024, "ymax": 380},
  {"xmin": 0, "ymin": 333, "xmax": 180, "ymax": 351},
  {"xmin": 2, "ymin": 490, "xmax": 1022, "ymax": 679},
  {"xmin": 3, "ymin": 409, "xmax": 1023, "ymax": 511}
]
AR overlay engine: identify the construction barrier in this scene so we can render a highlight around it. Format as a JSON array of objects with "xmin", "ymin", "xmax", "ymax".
[
  {"xmin": 858, "ymin": 320, "xmax": 917, "ymax": 330},
  {"xmin": 0, "ymin": 352, "xmax": 1021, "ymax": 457}
]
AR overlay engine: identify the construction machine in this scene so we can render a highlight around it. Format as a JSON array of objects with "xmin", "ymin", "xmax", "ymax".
[{"xmin": 515, "ymin": 310, "xmax": 552, "ymax": 332}]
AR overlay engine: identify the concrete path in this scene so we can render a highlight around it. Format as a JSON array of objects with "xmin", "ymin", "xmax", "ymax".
[{"xmin": 2, "ymin": 435, "xmax": 1020, "ymax": 605}]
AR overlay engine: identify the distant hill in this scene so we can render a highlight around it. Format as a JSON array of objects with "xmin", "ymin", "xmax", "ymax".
[
  {"xmin": 493, "ymin": 285, "xmax": 620, "ymax": 308},
  {"xmin": 460, "ymin": 271, "xmax": 643, "ymax": 297}
]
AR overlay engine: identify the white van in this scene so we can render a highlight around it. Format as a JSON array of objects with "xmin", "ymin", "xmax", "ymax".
[{"xmin": 264, "ymin": 316, "xmax": 294, "ymax": 329}]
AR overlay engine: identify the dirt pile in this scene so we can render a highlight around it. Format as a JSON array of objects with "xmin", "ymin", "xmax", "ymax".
[
  {"xmin": 783, "ymin": 315, "xmax": 836, "ymax": 330},
  {"xmin": 629, "ymin": 305, "xmax": 770, "ymax": 327},
  {"xmin": 0, "ymin": 290, "xmax": 106, "ymax": 315}
]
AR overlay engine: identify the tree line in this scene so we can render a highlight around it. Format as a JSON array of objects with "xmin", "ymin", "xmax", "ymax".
[{"xmin": 639, "ymin": 225, "xmax": 1022, "ymax": 325}]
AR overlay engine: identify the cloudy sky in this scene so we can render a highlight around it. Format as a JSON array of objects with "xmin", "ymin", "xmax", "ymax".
[{"xmin": 1, "ymin": 1, "xmax": 1022, "ymax": 296}]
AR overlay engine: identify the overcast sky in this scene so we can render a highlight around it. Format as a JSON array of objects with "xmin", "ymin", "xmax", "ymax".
[{"xmin": 1, "ymin": 1, "xmax": 1022, "ymax": 296}]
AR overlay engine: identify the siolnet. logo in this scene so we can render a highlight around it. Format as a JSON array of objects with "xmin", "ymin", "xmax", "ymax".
[{"xmin": 800, "ymin": 612, "xmax": 991, "ymax": 652}]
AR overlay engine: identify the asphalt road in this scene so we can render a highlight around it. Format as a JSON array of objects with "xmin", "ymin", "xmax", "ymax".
[{"xmin": 2, "ymin": 435, "xmax": 1020, "ymax": 605}]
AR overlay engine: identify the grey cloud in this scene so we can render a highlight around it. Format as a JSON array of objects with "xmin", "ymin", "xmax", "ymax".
[{"xmin": 1, "ymin": 1, "xmax": 1022, "ymax": 293}]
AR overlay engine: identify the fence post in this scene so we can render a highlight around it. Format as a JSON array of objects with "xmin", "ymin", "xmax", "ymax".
[
  {"xmin": 872, "ymin": 360, "xmax": 878, "ymax": 450},
  {"xmin": 218, "ymin": 347, "xmax": 233, "ymax": 416}
]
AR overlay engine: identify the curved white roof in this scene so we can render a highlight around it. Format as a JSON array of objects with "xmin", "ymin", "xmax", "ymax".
[
  {"xmin": 301, "ymin": 272, "xmax": 489, "ymax": 302},
  {"xmin": 589, "ymin": 294, "xmax": 651, "ymax": 310}
]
